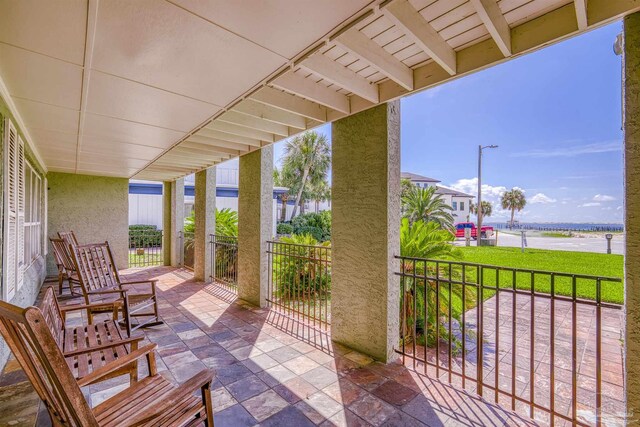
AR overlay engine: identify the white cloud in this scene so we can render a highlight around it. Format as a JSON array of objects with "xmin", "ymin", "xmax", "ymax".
[
  {"xmin": 579, "ymin": 202, "xmax": 601, "ymax": 207},
  {"xmin": 511, "ymin": 141, "xmax": 621, "ymax": 158},
  {"xmin": 449, "ymin": 178, "xmax": 519, "ymax": 219},
  {"xmin": 593, "ymin": 194, "xmax": 615, "ymax": 202},
  {"xmin": 530, "ymin": 193, "xmax": 556, "ymax": 204},
  {"xmin": 617, "ymin": 206, "xmax": 623, "ymax": 210}
]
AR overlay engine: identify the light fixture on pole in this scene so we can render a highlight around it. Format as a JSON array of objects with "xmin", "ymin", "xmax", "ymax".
[{"xmin": 477, "ymin": 144, "xmax": 498, "ymax": 245}]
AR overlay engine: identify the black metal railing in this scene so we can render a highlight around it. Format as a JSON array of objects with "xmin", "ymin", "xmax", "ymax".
[
  {"xmin": 267, "ymin": 240, "xmax": 331, "ymax": 330},
  {"xmin": 180, "ymin": 231, "xmax": 195, "ymax": 269},
  {"xmin": 396, "ymin": 256, "xmax": 623, "ymax": 427},
  {"xmin": 128, "ymin": 229, "xmax": 163, "ymax": 267},
  {"xmin": 210, "ymin": 234, "xmax": 238, "ymax": 293}
]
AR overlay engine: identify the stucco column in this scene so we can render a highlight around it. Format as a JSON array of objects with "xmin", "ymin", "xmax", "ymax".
[
  {"xmin": 194, "ymin": 167, "xmax": 216, "ymax": 281},
  {"xmin": 162, "ymin": 181, "xmax": 172, "ymax": 266},
  {"xmin": 624, "ymin": 12, "xmax": 640, "ymax": 422},
  {"xmin": 170, "ymin": 178, "xmax": 185, "ymax": 267},
  {"xmin": 331, "ymin": 101, "xmax": 401, "ymax": 362},
  {"xmin": 237, "ymin": 146, "xmax": 273, "ymax": 307}
]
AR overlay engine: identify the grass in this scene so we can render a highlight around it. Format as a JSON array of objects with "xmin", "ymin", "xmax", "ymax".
[
  {"xmin": 128, "ymin": 252, "xmax": 163, "ymax": 267},
  {"xmin": 447, "ymin": 246, "xmax": 624, "ymax": 304},
  {"xmin": 540, "ymin": 231, "xmax": 572, "ymax": 238}
]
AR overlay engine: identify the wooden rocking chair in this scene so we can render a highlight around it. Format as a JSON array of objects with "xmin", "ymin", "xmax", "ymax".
[
  {"xmin": 39, "ymin": 286, "xmax": 146, "ymax": 385},
  {"xmin": 50, "ymin": 237, "xmax": 81, "ymax": 296},
  {"xmin": 0, "ymin": 298, "xmax": 215, "ymax": 426},
  {"xmin": 58, "ymin": 230, "xmax": 80, "ymax": 247},
  {"xmin": 70, "ymin": 241, "xmax": 162, "ymax": 335}
]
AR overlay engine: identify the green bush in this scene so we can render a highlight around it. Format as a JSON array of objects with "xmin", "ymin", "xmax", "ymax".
[
  {"xmin": 129, "ymin": 225, "xmax": 162, "ymax": 248},
  {"xmin": 291, "ymin": 211, "xmax": 331, "ymax": 241},
  {"xmin": 277, "ymin": 223, "xmax": 294, "ymax": 235},
  {"xmin": 295, "ymin": 226, "xmax": 324, "ymax": 242},
  {"xmin": 272, "ymin": 234, "xmax": 331, "ymax": 299}
]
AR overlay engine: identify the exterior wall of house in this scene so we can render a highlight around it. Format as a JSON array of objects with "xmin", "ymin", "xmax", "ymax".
[
  {"xmin": 451, "ymin": 196, "xmax": 471, "ymax": 222},
  {"xmin": 46, "ymin": 172, "xmax": 129, "ymax": 275},
  {"xmin": 0, "ymin": 97, "xmax": 48, "ymax": 370}
]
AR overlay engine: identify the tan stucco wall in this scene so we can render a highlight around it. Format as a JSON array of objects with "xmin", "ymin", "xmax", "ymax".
[
  {"xmin": 194, "ymin": 167, "xmax": 216, "ymax": 281},
  {"xmin": 46, "ymin": 172, "xmax": 129, "ymax": 275},
  {"xmin": 624, "ymin": 11, "xmax": 640, "ymax": 422},
  {"xmin": 331, "ymin": 101, "xmax": 401, "ymax": 362},
  {"xmin": 237, "ymin": 146, "xmax": 273, "ymax": 307}
]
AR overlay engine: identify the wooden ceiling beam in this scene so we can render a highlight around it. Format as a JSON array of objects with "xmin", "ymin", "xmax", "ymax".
[
  {"xmin": 233, "ymin": 99, "xmax": 307, "ymax": 129},
  {"xmin": 383, "ymin": 0, "xmax": 456, "ymax": 75},
  {"xmin": 299, "ymin": 54, "xmax": 379, "ymax": 103},
  {"xmin": 251, "ymin": 86, "xmax": 327, "ymax": 121},
  {"xmin": 574, "ymin": 0, "xmax": 588, "ymax": 30},
  {"xmin": 334, "ymin": 28, "xmax": 414, "ymax": 90},
  {"xmin": 205, "ymin": 121, "xmax": 276, "ymax": 143},
  {"xmin": 470, "ymin": 0, "xmax": 512, "ymax": 57},
  {"xmin": 271, "ymin": 72, "xmax": 350, "ymax": 114},
  {"xmin": 217, "ymin": 110, "xmax": 289, "ymax": 137}
]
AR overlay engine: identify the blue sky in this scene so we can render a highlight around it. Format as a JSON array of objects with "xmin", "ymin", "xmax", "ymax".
[{"xmin": 230, "ymin": 21, "xmax": 624, "ymax": 223}]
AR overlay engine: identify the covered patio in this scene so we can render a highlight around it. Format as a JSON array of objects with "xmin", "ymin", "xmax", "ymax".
[
  {"xmin": 1, "ymin": 0, "xmax": 640, "ymax": 426},
  {"xmin": 0, "ymin": 267, "xmax": 537, "ymax": 427}
]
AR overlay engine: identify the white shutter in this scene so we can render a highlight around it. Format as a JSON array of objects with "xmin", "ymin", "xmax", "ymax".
[
  {"xmin": 43, "ymin": 177, "xmax": 48, "ymax": 255},
  {"xmin": 3, "ymin": 118, "xmax": 17, "ymax": 300},
  {"xmin": 16, "ymin": 136, "xmax": 25, "ymax": 290}
]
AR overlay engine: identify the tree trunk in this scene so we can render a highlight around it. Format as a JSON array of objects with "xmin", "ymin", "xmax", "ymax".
[
  {"xmin": 290, "ymin": 167, "xmax": 310, "ymax": 218},
  {"xmin": 280, "ymin": 195, "xmax": 288, "ymax": 222},
  {"xmin": 510, "ymin": 208, "xmax": 515, "ymax": 228},
  {"xmin": 300, "ymin": 199, "xmax": 305, "ymax": 214}
]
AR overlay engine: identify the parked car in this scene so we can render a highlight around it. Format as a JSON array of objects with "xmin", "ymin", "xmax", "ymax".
[{"xmin": 454, "ymin": 222, "xmax": 494, "ymax": 239}]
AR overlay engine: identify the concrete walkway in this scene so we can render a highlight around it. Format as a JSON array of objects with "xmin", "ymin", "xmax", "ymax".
[{"xmin": 481, "ymin": 232, "xmax": 624, "ymax": 255}]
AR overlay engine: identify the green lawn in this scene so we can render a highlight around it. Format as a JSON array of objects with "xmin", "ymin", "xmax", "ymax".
[{"xmin": 441, "ymin": 246, "xmax": 624, "ymax": 304}]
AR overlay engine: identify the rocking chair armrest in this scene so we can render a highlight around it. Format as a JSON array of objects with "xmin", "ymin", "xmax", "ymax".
[
  {"xmin": 128, "ymin": 369, "xmax": 216, "ymax": 427},
  {"xmin": 120, "ymin": 279, "xmax": 158, "ymax": 286},
  {"xmin": 76, "ymin": 343, "xmax": 158, "ymax": 387},
  {"xmin": 63, "ymin": 335, "xmax": 145, "ymax": 357},
  {"xmin": 60, "ymin": 301, "xmax": 124, "ymax": 318},
  {"xmin": 86, "ymin": 289, "xmax": 128, "ymax": 296}
]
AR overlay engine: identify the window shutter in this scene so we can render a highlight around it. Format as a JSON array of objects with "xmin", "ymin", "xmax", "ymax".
[
  {"xmin": 16, "ymin": 136, "xmax": 25, "ymax": 290},
  {"xmin": 43, "ymin": 177, "xmax": 48, "ymax": 255},
  {"xmin": 3, "ymin": 118, "xmax": 17, "ymax": 300}
]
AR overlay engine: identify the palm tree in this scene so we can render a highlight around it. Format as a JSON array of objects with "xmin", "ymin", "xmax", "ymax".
[
  {"xmin": 501, "ymin": 188, "xmax": 526, "ymax": 228},
  {"xmin": 470, "ymin": 201, "xmax": 493, "ymax": 218},
  {"xmin": 308, "ymin": 179, "xmax": 330, "ymax": 212},
  {"xmin": 274, "ymin": 164, "xmax": 297, "ymax": 222},
  {"xmin": 282, "ymin": 131, "xmax": 330, "ymax": 218},
  {"xmin": 402, "ymin": 186, "xmax": 455, "ymax": 230}
]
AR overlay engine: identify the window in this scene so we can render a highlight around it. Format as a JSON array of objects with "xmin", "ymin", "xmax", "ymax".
[
  {"xmin": 3, "ymin": 117, "xmax": 24, "ymax": 300},
  {"xmin": 24, "ymin": 160, "xmax": 43, "ymax": 267},
  {"xmin": 452, "ymin": 201, "xmax": 458, "ymax": 210},
  {"xmin": 460, "ymin": 202, "xmax": 465, "ymax": 211}
]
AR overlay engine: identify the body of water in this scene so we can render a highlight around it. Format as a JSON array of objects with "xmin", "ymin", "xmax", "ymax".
[{"xmin": 486, "ymin": 222, "xmax": 624, "ymax": 232}]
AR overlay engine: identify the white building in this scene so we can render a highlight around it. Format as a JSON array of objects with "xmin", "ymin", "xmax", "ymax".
[
  {"xmin": 401, "ymin": 172, "xmax": 474, "ymax": 222},
  {"xmin": 129, "ymin": 168, "xmax": 285, "ymax": 235}
]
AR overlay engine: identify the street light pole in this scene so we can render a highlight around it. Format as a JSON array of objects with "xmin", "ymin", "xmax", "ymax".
[{"xmin": 477, "ymin": 144, "xmax": 498, "ymax": 245}]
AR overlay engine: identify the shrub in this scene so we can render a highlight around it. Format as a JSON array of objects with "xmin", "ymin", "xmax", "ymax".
[
  {"xmin": 291, "ymin": 212, "xmax": 331, "ymax": 241},
  {"xmin": 272, "ymin": 234, "xmax": 331, "ymax": 299},
  {"xmin": 129, "ymin": 225, "xmax": 162, "ymax": 248},
  {"xmin": 295, "ymin": 226, "xmax": 324, "ymax": 242},
  {"xmin": 277, "ymin": 223, "xmax": 294, "ymax": 235}
]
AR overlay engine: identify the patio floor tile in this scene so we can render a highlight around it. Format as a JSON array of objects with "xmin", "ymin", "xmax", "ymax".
[{"xmin": 0, "ymin": 267, "xmax": 546, "ymax": 427}]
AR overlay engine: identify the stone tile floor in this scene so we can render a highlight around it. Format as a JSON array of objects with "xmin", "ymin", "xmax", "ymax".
[{"xmin": 0, "ymin": 266, "xmax": 544, "ymax": 426}]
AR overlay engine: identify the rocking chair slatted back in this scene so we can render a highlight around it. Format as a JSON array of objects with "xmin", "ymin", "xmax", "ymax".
[
  {"xmin": 39, "ymin": 287, "xmax": 65, "ymax": 348},
  {"xmin": 0, "ymin": 301, "xmax": 98, "ymax": 426},
  {"xmin": 58, "ymin": 230, "xmax": 80, "ymax": 247},
  {"xmin": 72, "ymin": 242, "xmax": 121, "ymax": 293},
  {"xmin": 50, "ymin": 238, "xmax": 76, "ymax": 273}
]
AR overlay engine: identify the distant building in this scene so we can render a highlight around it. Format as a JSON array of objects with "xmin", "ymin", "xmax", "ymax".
[{"xmin": 401, "ymin": 172, "xmax": 474, "ymax": 222}]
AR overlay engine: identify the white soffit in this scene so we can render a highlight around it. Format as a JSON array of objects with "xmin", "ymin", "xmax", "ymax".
[{"xmin": 0, "ymin": 0, "xmax": 638, "ymax": 180}]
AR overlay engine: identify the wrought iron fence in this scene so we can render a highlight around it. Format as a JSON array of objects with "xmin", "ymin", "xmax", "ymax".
[
  {"xmin": 396, "ymin": 256, "xmax": 623, "ymax": 427},
  {"xmin": 128, "ymin": 229, "xmax": 163, "ymax": 267},
  {"xmin": 181, "ymin": 231, "xmax": 195, "ymax": 269},
  {"xmin": 267, "ymin": 240, "xmax": 331, "ymax": 330},
  {"xmin": 210, "ymin": 234, "xmax": 238, "ymax": 293}
]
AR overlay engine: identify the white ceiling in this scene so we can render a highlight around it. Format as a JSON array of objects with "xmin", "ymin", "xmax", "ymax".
[{"xmin": 0, "ymin": 0, "xmax": 638, "ymax": 180}]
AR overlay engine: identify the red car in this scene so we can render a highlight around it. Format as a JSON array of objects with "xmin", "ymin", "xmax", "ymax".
[{"xmin": 454, "ymin": 222, "xmax": 494, "ymax": 239}]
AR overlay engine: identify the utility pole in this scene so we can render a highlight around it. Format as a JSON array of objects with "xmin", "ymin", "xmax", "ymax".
[{"xmin": 477, "ymin": 145, "xmax": 498, "ymax": 245}]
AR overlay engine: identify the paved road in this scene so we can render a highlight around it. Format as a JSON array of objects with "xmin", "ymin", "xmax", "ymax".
[{"xmin": 454, "ymin": 232, "xmax": 624, "ymax": 255}]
